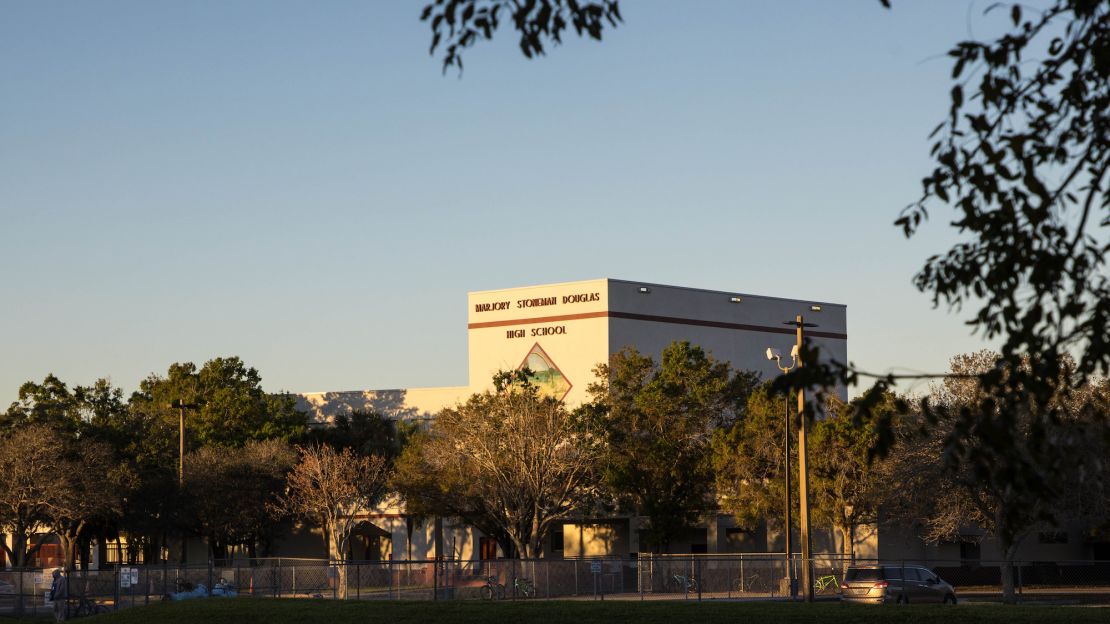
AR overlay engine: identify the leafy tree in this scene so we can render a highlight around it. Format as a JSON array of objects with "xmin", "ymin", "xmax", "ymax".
[
  {"xmin": 2, "ymin": 374, "xmax": 97, "ymax": 433},
  {"xmin": 128, "ymin": 357, "xmax": 307, "ymax": 450},
  {"xmin": 585, "ymin": 342, "xmax": 755, "ymax": 552},
  {"xmin": 808, "ymin": 392, "xmax": 897, "ymax": 563},
  {"xmin": 394, "ymin": 372, "xmax": 600, "ymax": 558},
  {"xmin": 182, "ymin": 440, "xmax": 296, "ymax": 560},
  {"xmin": 881, "ymin": 351, "xmax": 1109, "ymax": 603},
  {"xmin": 714, "ymin": 384, "xmax": 896, "ymax": 562},
  {"xmin": 305, "ymin": 409, "xmax": 416, "ymax": 460},
  {"xmin": 712, "ymin": 383, "xmax": 795, "ymax": 539},
  {"xmin": 421, "ymin": 0, "xmax": 622, "ymax": 72},
  {"xmin": 280, "ymin": 444, "xmax": 391, "ymax": 598}
]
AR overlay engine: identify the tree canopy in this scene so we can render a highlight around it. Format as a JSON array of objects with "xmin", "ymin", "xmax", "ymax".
[{"xmin": 585, "ymin": 341, "xmax": 756, "ymax": 552}]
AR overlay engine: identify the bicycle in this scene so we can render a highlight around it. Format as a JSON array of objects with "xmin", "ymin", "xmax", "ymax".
[
  {"xmin": 480, "ymin": 576, "xmax": 505, "ymax": 600},
  {"xmin": 513, "ymin": 577, "xmax": 535, "ymax": 598},
  {"xmin": 814, "ymin": 574, "xmax": 840, "ymax": 594},
  {"xmin": 70, "ymin": 595, "xmax": 110, "ymax": 617},
  {"xmin": 737, "ymin": 572, "xmax": 762, "ymax": 594},
  {"xmin": 670, "ymin": 573, "xmax": 698, "ymax": 593}
]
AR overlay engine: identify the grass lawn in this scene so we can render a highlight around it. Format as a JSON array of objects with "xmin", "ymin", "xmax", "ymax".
[{"xmin": 93, "ymin": 597, "xmax": 1109, "ymax": 624}]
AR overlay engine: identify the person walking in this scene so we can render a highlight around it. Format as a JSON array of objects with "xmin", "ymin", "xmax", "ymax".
[{"xmin": 49, "ymin": 569, "xmax": 68, "ymax": 622}]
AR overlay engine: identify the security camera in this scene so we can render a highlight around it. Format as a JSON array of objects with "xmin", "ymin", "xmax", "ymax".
[{"xmin": 766, "ymin": 348, "xmax": 781, "ymax": 361}]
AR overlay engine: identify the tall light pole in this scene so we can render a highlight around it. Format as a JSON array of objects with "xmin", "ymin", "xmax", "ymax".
[
  {"xmin": 168, "ymin": 399, "xmax": 199, "ymax": 566},
  {"xmin": 785, "ymin": 314, "xmax": 818, "ymax": 603},
  {"xmin": 168, "ymin": 399, "xmax": 199, "ymax": 486},
  {"xmin": 765, "ymin": 343, "xmax": 799, "ymax": 599}
]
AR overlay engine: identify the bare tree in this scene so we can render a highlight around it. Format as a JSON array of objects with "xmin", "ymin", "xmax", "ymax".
[
  {"xmin": 0, "ymin": 426, "xmax": 65, "ymax": 568},
  {"xmin": 882, "ymin": 351, "xmax": 1109, "ymax": 603},
  {"xmin": 184, "ymin": 440, "xmax": 295, "ymax": 560},
  {"xmin": 280, "ymin": 444, "xmax": 390, "ymax": 598},
  {"xmin": 395, "ymin": 373, "xmax": 600, "ymax": 558},
  {"xmin": 47, "ymin": 439, "xmax": 134, "ymax": 570}
]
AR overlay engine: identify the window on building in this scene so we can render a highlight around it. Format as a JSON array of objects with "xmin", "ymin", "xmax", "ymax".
[
  {"xmin": 959, "ymin": 540, "xmax": 981, "ymax": 561},
  {"xmin": 479, "ymin": 537, "xmax": 499, "ymax": 561},
  {"xmin": 551, "ymin": 527, "xmax": 564, "ymax": 552}
]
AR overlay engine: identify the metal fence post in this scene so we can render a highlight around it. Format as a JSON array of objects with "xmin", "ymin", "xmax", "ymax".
[
  {"xmin": 574, "ymin": 559, "xmax": 579, "ymax": 596},
  {"xmin": 356, "ymin": 563, "xmax": 361, "ymax": 600},
  {"xmin": 696, "ymin": 558, "xmax": 702, "ymax": 602},
  {"xmin": 207, "ymin": 559, "xmax": 213, "ymax": 597},
  {"xmin": 114, "ymin": 567, "xmax": 120, "ymax": 611}
]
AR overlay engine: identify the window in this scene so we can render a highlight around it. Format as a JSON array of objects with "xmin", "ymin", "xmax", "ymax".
[
  {"xmin": 551, "ymin": 527, "xmax": 564, "ymax": 552},
  {"xmin": 846, "ymin": 568, "xmax": 883, "ymax": 582},
  {"xmin": 883, "ymin": 566, "xmax": 903, "ymax": 580},
  {"xmin": 479, "ymin": 537, "xmax": 499, "ymax": 560},
  {"xmin": 959, "ymin": 540, "xmax": 981, "ymax": 561}
]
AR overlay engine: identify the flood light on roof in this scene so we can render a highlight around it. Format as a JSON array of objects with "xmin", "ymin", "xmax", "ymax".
[
  {"xmin": 729, "ymin": 296, "xmax": 743, "ymax": 303},
  {"xmin": 810, "ymin": 305, "xmax": 822, "ymax": 312},
  {"xmin": 638, "ymin": 287, "xmax": 651, "ymax": 294}
]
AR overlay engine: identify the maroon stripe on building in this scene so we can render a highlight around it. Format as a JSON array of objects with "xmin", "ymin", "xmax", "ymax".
[{"xmin": 468, "ymin": 311, "xmax": 847, "ymax": 340}]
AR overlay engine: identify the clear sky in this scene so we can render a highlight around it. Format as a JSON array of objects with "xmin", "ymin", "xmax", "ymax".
[{"xmin": 0, "ymin": 1, "xmax": 1015, "ymax": 404}]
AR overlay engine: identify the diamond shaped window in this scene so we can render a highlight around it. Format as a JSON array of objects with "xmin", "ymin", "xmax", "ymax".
[{"xmin": 517, "ymin": 343, "xmax": 572, "ymax": 401}]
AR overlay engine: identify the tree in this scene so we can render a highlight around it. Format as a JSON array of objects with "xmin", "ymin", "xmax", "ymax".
[
  {"xmin": 183, "ymin": 440, "xmax": 296, "ymax": 560},
  {"xmin": 305, "ymin": 409, "xmax": 415, "ymax": 460},
  {"xmin": 882, "ymin": 351, "xmax": 1109, "ymax": 603},
  {"xmin": 128, "ymin": 357, "xmax": 307, "ymax": 451},
  {"xmin": 421, "ymin": 0, "xmax": 623, "ymax": 73},
  {"xmin": 46, "ymin": 438, "xmax": 135, "ymax": 571},
  {"xmin": 0, "ymin": 426, "xmax": 65, "ymax": 568},
  {"xmin": 394, "ymin": 371, "xmax": 599, "ymax": 558},
  {"xmin": 712, "ymin": 383, "xmax": 794, "ymax": 540},
  {"xmin": 280, "ymin": 444, "xmax": 391, "ymax": 598},
  {"xmin": 714, "ymin": 384, "xmax": 895, "ymax": 562},
  {"xmin": 808, "ymin": 392, "xmax": 896, "ymax": 563},
  {"xmin": 585, "ymin": 342, "xmax": 755, "ymax": 552}
]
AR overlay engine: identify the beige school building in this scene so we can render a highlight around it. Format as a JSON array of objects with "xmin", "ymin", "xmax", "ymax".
[{"xmin": 287, "ymin": 277, "xmax": 854, "ymax": 562}]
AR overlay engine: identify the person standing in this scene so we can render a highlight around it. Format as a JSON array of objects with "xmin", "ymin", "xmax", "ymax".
[{"xmin": 49, "ymin": 569, "xmax": 68, "ymax": 622}]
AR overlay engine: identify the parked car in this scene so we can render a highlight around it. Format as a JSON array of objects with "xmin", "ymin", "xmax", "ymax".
[{"xmin": 841, "ymin": 564, "xmax": 957, "ymax": 604}]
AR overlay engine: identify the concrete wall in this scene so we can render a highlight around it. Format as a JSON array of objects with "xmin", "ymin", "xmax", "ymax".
[{"xmin": 607, "ymin": 279, "xmax": 848, "ymax": 399}]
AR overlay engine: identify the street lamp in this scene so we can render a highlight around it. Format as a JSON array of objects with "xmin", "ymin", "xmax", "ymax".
[
  {"xmin": 167, "ymin": 400, "xmax": 200, "ymax": 486},
  {"xmin": 766, "ymin": 343, "xmax": 799, "ymax": 599},
  {"xmin": 770, "ymin": 315, "xmax": 818, "ymax": 602}
]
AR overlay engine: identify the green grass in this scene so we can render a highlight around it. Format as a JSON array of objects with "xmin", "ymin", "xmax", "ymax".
[{"xmin": 92, "ymin": 597, "xmax": 1109, "ymax": 624}]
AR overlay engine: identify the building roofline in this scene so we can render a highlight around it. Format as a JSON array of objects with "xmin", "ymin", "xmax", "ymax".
[{"xmin": 469, "ymin": 277, "xmax": 846, "ymax": 309}]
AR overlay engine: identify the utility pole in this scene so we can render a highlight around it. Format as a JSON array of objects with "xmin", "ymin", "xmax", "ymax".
[
  {"xmin": 169, "ymin": 399, "xmax": 199, "ymax": 486},
  {"xmin": 784, "ymin": 392, "xmax": 793, "ymax": 598},
  {"xmin": 790, "ymin": 314, "xmax": 815, "ymax": 603},
  {"xmin": 168, "ymin": 399, "xmax": 199, "ymax": 565}
]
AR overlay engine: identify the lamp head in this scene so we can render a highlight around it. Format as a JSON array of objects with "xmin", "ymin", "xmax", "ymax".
[
  {"xmin": 766, "ymin": 348, "xmax": 780, "ymax": 361},
  {"xmin": 790, "ymin": 344, "xmax": 800, "ymax": 358}
]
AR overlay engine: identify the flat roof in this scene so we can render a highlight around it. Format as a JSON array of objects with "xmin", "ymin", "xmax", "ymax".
[{"xmin": 469, "ymin": 277, "xmax": 846, "ymax": 309}]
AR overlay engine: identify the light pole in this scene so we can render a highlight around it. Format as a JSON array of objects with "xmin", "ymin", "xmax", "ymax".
[
  {"xmin": 168, "ymin": 399, "xmax": 199, "ymax": 566},
  {"xmin": 168, "ymin": 399, "xmax": 200, "ymax": 486},
  {"xmin": 785, "ymin": 314, "xmax": 817, "ymax": 603},
  {"xmin": 765, "ymin": 343, "xmax": 799, "ymax": 599}
]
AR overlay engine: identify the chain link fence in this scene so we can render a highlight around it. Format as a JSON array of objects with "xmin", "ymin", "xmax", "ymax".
[{"xmin": 3, "ymin": 555, "xmax": 1109, "ymax": 615}]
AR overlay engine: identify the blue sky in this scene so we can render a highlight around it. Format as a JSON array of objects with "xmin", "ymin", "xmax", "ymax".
[{"xmin": 0, "ymin": 1, "xmax": 1015, "ymax": 403}]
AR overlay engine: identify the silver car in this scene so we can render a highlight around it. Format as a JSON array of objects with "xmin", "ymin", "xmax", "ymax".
[{"xmin": 841, "ymin": 564, "xmax": 957, "ymax": 604}]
